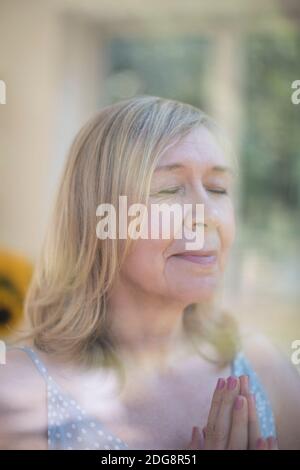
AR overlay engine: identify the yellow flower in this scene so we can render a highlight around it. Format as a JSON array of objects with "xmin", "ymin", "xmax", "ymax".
[{"xmin": 0, "ymin": 249, "xmax": 33, "ymax": 338}]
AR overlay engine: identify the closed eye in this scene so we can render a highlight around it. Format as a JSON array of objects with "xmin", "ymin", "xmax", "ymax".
[
  {"xmin": 207, "ymin": 188, "xmax": 228, "ymax": 195},
  {"xmin": 154, "ymin": 186, "xmax": 184, "ymax": 196},
  {"xmin": 158, "ymin": 188, "xmax": 181, "ymax": 194}
]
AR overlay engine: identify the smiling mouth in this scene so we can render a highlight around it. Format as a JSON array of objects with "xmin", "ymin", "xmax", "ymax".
[{"xmin": 172, "ymin": 250, "xmax": 218, "ymax": 266}]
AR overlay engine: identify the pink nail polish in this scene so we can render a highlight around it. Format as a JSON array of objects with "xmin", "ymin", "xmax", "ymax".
[
  {"xmin": 256, "ymin": 438, "xmax": 264, "ymax": 449},
  {"xmin": 216, "ymin": 378, "xmax": 225, "ymax": 390},
  {"xmin": 234, "ymin": 395, "xmax": 244, "ymax": 410},
  {"xmin": 227, "ymin": 376, "xmax": 237, "ymax": 390}
]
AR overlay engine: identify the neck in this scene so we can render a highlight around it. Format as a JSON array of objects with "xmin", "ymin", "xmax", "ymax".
[{"xmin": 107, "ymin": 280, "xmax": 194, "ymax": 376}]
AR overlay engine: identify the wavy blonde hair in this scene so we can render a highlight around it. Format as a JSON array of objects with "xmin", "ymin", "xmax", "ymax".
[{"xmin": 19, "ymin": 95, "xmax": 239, "ymax": 380}]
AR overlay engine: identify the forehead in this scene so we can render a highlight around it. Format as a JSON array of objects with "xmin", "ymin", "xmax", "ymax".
[{"xmin": 155, "ymin": 126, "xmax": 229, "ymax": 172}]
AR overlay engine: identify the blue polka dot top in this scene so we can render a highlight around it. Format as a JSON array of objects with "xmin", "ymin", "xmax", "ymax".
[{"xmin": 11, "ymin": 346, "xmax": 276, "ymax": 449}]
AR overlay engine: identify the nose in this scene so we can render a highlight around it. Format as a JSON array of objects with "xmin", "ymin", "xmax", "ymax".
[
  {"xmin": 184, "ymin": 189, "xmax": 221, "ymax": 232},
  {"xmin": 200, "ymin": 203, "xmax": 220, "ymax": 230}
]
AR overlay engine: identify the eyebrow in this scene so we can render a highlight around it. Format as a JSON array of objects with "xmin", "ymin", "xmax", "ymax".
[{"xmin": 154, "ymin": 163, "xmax": 234, "ymax": 175}]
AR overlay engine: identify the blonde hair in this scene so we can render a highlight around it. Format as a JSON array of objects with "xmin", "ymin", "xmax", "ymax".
[{"xmin": 19, "ymin": 95, "xmax": 239, "ymax": 380}]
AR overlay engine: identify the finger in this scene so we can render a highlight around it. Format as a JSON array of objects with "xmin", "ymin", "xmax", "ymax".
[
  {"xmin": 239, "ymin": 375, "xmax": 249, "ymax": 396},
  {"xmin": 267, "ymin": 436, "xmax": 278, "ymax": 450},
  {"xmin": 204, "ymin": 377, "xmax": 226, "ymax": 447},
  {"xmin": 246, "ymin": 393, "xmax": 261, "ymax": 450},
  {"xmin": 227, "ymin": 395, "xmax": 248, "ymax": 450},
  {"xmin": 199, "ymin": 429, "xmax": 205, "ymax": 450},
  {"xmin": 206, "ymin": 376, "xmax": 240, "ymax": 449},
  {"xmin": 206, "ymin": 378, "xmax": 226, "ymax": 424},
  {"xmin": 256, "ymin": 437, "xmax": 268, "ymax": 450},
  {"xmin": 187, "ymin": 426, "xmax": 201, "ymax": 450},
  {"xmin": 199, "ymin": 427, "xmax": 207, "ymax": 451}
]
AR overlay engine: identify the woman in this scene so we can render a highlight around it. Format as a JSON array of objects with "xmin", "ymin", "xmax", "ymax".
[{"xmin": 1, "ymin": 95, "xmax": 299, "ymax": 450}]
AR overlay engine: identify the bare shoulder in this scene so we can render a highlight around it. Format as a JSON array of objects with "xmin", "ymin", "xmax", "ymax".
[
  {"xmin": 0, "ymin": 346, "xmax": 47, "ymax": 449},
  {"xmin": 0, "ymin": 347, "xmax": 42, "ymax": 407},
  {"xmin": 240, "ymin": 328, "xmax": 300, "ymax": 449}
]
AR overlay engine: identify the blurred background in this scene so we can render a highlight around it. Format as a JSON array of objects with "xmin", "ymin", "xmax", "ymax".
[{"xmin": 0, "ymin": 0, "xmax": 299, "ymax": 359}]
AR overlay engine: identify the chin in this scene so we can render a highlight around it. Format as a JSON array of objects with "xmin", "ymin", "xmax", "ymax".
[
  {"xmin": 174, "ymin": 278, "xmax": 220, "ymax": 304},
  {"xmin": 187, "ymin": 290, "xmax": 217, "ymax": 304}
]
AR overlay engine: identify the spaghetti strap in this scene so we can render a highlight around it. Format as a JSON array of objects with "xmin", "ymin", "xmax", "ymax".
[
  {"xmin": 6, "ymin": 344, "xmax": 130, "ymax": 450},
  {"xmin": 5, "ymin": 345, "xmax": 276, "ymax": 448},
  {"xmin": 231, "ymin": 350, "xmax": 277, "ymax": 438}
]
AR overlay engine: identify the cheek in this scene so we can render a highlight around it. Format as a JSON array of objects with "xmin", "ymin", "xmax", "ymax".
[
  {"xmin": 139, "ymin": 199, "xmax": 188, "ymax": 245},
  {"xmin": 120, "ymin": 237, "xmax": 170, "ymax": 292},
  {"xmin": 121, "ymin": 204, "xmax": 180, "ymax": 291}
]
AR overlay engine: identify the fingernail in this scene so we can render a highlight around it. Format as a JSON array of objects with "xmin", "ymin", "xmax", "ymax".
[
  {"xmin": 227, "ymin": 376, "xmax": 237, "ymax": 390},
  {"xmin": 239, "ymin": 374, "xmax": 249, "ymax": 382},
  {"xmin": 239, "ymin": 374, "xmax": 249, "ymax": 389},
  {"xmin": 256, "ymin": 437, "xmax": 265, "ymax": 449},
  {"xmin": 267, "ymin": 436, "xmax": 277, "ymax": 448},
  {"xmin": 234, "ymin": 395, "xmax": 244, "ymax": 410},
  {"xmin": 216, "ymin": 378, "xmax": 226, "ymax": 390}
]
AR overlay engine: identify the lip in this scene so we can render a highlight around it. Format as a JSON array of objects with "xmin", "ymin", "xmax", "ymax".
[{"xmin": 171, "ymin": 250, "xmax": 218, "ymax": 266}]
